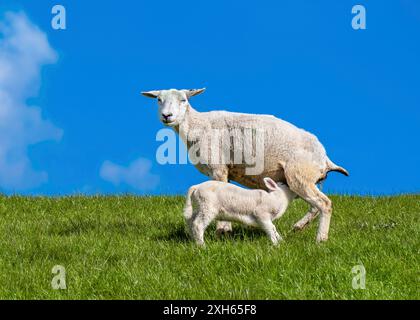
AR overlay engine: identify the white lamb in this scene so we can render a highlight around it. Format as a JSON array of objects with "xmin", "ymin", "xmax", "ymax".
[{"xmin": 183, "ymin": 178, "xmax": 296, "ymax": 246}]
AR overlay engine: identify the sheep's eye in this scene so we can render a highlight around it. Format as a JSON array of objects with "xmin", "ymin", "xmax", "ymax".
[
  {"xmin": 158, "ymin": 98, "xmax": 163, "ymax": 103},
  {"xmin": 180, "ymin": 99, "xmax": 187, "ymax": 103}
]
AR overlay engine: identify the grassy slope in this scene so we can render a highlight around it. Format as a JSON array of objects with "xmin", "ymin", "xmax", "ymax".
[{"xmin": 0, "ymin": 194, "xmax": 418, "ymax": 300}]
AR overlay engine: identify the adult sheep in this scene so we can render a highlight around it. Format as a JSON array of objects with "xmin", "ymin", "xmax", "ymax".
[{"xmin": 142, "ymin": 88, "xmax": 348, "ymax": 242}]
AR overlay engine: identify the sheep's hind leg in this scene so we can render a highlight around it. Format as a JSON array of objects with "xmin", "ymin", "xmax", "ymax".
[
  {"xmin": 293, "ymin": 206, "xmax": 319, "ymax": 231},
  {"xmin": 290, "ymin": 183, "xmax": 332, "ymax": 242},
  {"xmin": 293, "ymin": 179, "xmax": 325, "ymax": 231},
  {"xmin": 285, "ymin": 163, "xmax": 333, "ymax": 242}
]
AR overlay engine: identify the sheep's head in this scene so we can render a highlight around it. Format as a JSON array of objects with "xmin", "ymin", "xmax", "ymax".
[{"xmin": 142, "ymin": 88, "xmax": 205, "ymax": 127}]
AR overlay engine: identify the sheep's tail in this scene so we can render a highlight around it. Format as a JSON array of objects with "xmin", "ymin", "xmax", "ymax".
[
  {"xmin": 326, "ymin": 158, "xmax": 349, "ymax": 177},
  {"xmin": 184, "ymin": 185, "xmax": 197, "ymax": 220}
]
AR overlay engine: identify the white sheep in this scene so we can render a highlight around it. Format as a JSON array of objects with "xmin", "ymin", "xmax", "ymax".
[
  {"xmin": 184, "ymin": 178, "xmax": 296, "ymax": 246},
  {"xmin": 142, "ymin": 88, "xmax": 348, "ymax": 242}
]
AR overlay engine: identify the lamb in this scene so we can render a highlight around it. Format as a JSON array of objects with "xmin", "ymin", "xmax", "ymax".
[
  {"xmin": 184, "ymin": 178, "xmax": 296, "ymax": 246},
  {"xmin": 142, "ymin": 88, "xmax": 349, "ymax": 242}
]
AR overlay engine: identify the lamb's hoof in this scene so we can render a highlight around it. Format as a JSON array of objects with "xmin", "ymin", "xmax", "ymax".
[
  {"xmin": 215, "ymin": 225, "xmax": 232, "ymax": 237},
  {"xmin": 216, "ymin": 222, "xmax": 232, "ymax": 237},
  {"xmin": 272, "ymin": 239, "xmax": 282, "ymax": 246},
  {"xmin": 216, "ymin": 229, "xmax": 232, "ymax": 237}
]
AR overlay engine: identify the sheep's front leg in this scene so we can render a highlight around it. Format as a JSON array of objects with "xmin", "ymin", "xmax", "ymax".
[{"xmin": 211, "ymin": 168, "xmax": 233, "ymax": 235}]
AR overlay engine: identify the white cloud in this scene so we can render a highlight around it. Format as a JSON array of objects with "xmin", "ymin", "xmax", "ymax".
[
  {"xmin": 100, "ymin": 157, "xmax": 160, "ymax": 191},
  {"xmin": 0, "ymin": 12, "xmax": 62, "ymax": 190}
]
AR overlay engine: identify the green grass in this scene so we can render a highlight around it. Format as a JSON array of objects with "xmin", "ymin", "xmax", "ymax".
[{"xmin": 0, "ymin": 194, "xmax": 418, "ymax": 300}]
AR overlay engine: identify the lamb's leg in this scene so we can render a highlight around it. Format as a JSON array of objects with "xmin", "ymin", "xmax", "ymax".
[
  {"xmin": 258, "ymin": 217, "xmax": 282, "ymax": 245},
  {"xmin": 191, "ymin": 220, "xmax": 205, "ymax": 246},
  {"xmin": 191, "ymin": 210, "xmax": 216, "ymax": 246},
  {"xmin": 211, "ymin": 169, "xmax": 233, "ymax": 235},
  {"xmin": 285, "ymin": 163, "xmax": 333, "ymax": 242},
  {"xmin": 185, "ymin": 213, "xmax": 195, "ymax": 238}
]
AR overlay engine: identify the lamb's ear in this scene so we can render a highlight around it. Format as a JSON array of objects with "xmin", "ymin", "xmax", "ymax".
[
  {"xmin": 263, "ymin": 177, "xmax": 280, "ymax": 192},
  {"xmin": 184, "ymin": 88, "xmax": 206, "ymax": 98},
  {"xmin": 141, "ymin": 90, "xmax": 160, "ymax": 98}
]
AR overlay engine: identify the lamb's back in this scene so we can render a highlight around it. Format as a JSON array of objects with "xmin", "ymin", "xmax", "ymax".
[{"xmin": 195, "ymin": 180, "xmax": 265, "ymax": 212}]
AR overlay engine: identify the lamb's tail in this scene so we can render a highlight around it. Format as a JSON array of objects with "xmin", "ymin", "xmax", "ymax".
[
  {"xmin": 183, "ymin": 185, "xmax": 197, "ymax": 220},
  {"xmin": 326, "ymin": 159, "xmax": 349, "ymax": 177}
]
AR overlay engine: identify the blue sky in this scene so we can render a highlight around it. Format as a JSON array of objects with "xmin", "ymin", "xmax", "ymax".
[{"xmin": 0, "ymin": 0, "xmax": 419, "ymax": 195}]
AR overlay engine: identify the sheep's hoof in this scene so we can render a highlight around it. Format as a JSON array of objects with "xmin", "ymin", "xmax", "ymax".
[
  {"xmin": 316, "ymin": 234, "xmax": 329, "ymax": 243},
  {"xmin": 293, "ymin": 222, "xmax": 307, "ymax": 232}
]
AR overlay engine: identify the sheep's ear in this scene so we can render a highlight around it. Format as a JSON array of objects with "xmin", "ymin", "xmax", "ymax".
[
  {"xmin": 141, "ymin": 90, "xmax": 160, "ymax": 98},
  {"xmin": 184, "ymin": 88, "xmax": 206, "ymax": 98},
  {"xmin": 263, "ymin": 177, "xmax": 280, "ymax": 192}
]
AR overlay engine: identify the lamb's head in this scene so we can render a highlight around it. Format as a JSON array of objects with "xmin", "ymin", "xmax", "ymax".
[
  {"xmin": 142, "ymin": 88, "xmax": 205, "ymax": 127},
  {"xmin": 263, "ymin": 177, "xmax": 296, "ymax": 202}
]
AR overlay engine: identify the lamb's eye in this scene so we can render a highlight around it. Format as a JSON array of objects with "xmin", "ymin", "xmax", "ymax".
[
  {"xmin": 180, "ymin": 99, "xmax": 187, "ymax": 103},
  {"xmin": 158, "ymin": 98, "xmax": 163, "ymax": 103}
]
